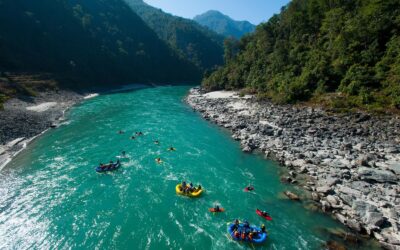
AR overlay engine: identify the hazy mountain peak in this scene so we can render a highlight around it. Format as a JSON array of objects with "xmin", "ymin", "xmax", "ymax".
[{"xmin": 193, "ymin": 10, "xmax": 255, "ymax": 38}]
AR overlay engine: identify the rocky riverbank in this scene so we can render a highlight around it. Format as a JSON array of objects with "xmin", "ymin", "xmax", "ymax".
[
  {"xmin": 187, "ymin": 87, "xmax": 400, "ymax": 249},
  {"xmin": 0, "ymin": 90, "xmax": 84, "ymax": 170}
]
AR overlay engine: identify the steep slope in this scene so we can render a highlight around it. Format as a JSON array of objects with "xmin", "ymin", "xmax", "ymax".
[
  {"xmin": 203, "ymin": 0, "xmax": 400, "ymax": 111},
  {"xmin": 0, "ymin": 0, "xmax": 200, "ymax": 90},
  {"xmin": 123, "ymin": 0, "xmax": 224, "ymax": 71},
  {"xmin": 194, "ymin": 10, "xmax": 256, "ymax": 39}
]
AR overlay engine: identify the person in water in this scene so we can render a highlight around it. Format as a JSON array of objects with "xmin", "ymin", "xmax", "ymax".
[
  {"xmin": 122, "ymin": 151, "xmax": 126, "ymax": 156},
  {"xmin": 136, "ymin": 131, "xmax": 143, "ymax": 136},
  {"xmin": 154, "ymin": 140, "xmax": 160, "ymax": 145},
  {"xmin": 262, "ymin": 210, "xmax": 269, "ymax": 217},
  {"xmin": 232, "ymin": 219, "xmax": 240, "ymax": 231},
  {"xmin": 243, "ymin": 220, "xmax": 250, "ymax": 231},
  {"xmin": 260, "ymin": 224, "xmax": 266, "ymax": 233},
  {"xmin": 246, "ymin": 186, "xmax": 254, "ymax": 191},
  {"xmin": 241, "ymin": 232, "xmax": 246, "ymax": 240},
  {"xmin": 248, "ymin": 232, "xmax": 254, "ymax": 241},
  {"xmin": 234, "ymin": 229, "xmax": 240, "ymax": 238},
  {"xmin": 168, "ymin": 146, "xmax": 176, "ymax": 151},
  {"xmin": 118, "ymin": 130, "xmax": 124, "ymax": 134},
  {"xmin": 155, "ymin": 158, "xmax": 162, "ymax": 164}
]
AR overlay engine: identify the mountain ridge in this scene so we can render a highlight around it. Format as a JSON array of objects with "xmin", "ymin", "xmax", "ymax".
[
  {"xmin": 124, "ymin": 0, "xmax": 224, "ymax": 71},
  {"xmin": 194, "ymin": 10, "xmax": 256, "ymax": 38}
]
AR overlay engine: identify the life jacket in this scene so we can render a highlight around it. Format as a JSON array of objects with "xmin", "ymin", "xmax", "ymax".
[
  {"xmin": 234, "ymin": 231, "xmax": 240, "ymax": 238},
  {"xmin": 241, "ymin": 233, "xmax": 246, "ymax": 240},
  {"xmin": 248, "ymin": 233, "xmax": 253, "ymax": 241}
]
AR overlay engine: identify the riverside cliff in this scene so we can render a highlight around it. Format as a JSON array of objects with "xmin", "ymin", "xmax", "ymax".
[{"xmin": 187, "ymin": 87, "xmax": 400, "ymax": 249}]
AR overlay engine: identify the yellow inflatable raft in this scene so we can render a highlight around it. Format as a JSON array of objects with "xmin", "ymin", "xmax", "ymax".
[{"xmin": 176, "ymin": 184, "xmax": 203, "ymax": 197}]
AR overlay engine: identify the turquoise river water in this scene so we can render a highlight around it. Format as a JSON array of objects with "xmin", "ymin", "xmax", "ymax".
[{"xmin": 0, "ymin": 86, "xmax": 378, "ymax": 249}]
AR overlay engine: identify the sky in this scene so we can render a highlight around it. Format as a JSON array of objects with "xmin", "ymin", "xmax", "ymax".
[{"xmin": 143, "ymin": 0, "xmax": 291, "ymax": 25}]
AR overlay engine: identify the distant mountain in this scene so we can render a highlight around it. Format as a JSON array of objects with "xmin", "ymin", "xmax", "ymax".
[
  {"xmin": 0, "ymin": 0, "xmax": 201, "ymax": 89},
  {"xmin": 124, "ymin": 0, "xmax": 224, "ymax": 71},
  {"xmin": 194, "ymin": 10, "xmax": 256, "ymax": 39}
]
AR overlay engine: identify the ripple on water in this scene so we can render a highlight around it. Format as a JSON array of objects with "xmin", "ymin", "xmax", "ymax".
[{"xmin": 0, "ymin": 86, "xmax": 379, "ymax": 250}]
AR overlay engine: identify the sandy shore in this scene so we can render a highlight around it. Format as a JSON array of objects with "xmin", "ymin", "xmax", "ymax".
[{"xmin": 0, "ymin": 83, "xmax": 152, "ymax": 171}]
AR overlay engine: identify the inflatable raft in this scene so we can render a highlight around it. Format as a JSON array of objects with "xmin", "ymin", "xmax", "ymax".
[
  {"xmin": 227, "ymin": 222, "xmax": 267, "ymax": 244},
  {"xmin": 95, "ymin": 162, "xmax": 121, "ymax": 173},
  {"xmin": 176, "ymin": 184, "xmax": 203, "ymax": 197}
]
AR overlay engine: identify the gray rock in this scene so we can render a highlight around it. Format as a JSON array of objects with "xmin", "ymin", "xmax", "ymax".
[
  {"xmin": 385, "ymin": 147, "xmax": 399, "ymax": 154},
  {"xmin": 358, "ymin": 167, "xmax": 398, "ymax": 183},
  {"xmin": 327, "ymin": 195, "xmax": 339, "ymax": 206},
  {"xmin": 350, "ymin": 181, "xmax": 371, "ymax": 191},
  {"xmin": 284, "ymin": 191, "xmax": 300, "ymax": 201},
  {"xmin": 338, "ymin": 186, "xmax": 361, "ymax": 197},
  {"xmin": 388, "ymin": 163, "xmax": 400, "ymax": 175},
  {"xmin": 311, "ymin": 192, "xmax": 320, "ymax": 201},
  {"xmin": 322, "ymin": 177, "xmax": 341, "ymax": 186},
  {"xmin": 316, "ymin": 186, "xmax": 332, "ymax": 195},
  {"xmin": 339, "ymin": 194, "xmax": 354, "ymax": 205},
  {"xmin": 363, "ymin": 211, "xmax": 386, "ymax": 228},
  {"xmin": 335, "ymin": 213, "xmax": 347, "ymax": 224},
  {"xmin": 346, "ymin": 219, "xmax": 362, "ymax": 232},
  {"xmin": 321, "ymin": 200, "xmax": 331, "ymax": 211}
]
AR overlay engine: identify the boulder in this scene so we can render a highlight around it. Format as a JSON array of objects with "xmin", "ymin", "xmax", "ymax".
[
  {"xmin": 284, "ymin": 191, "xmax": 300, "ymax": 201},
  {"xmin": 387, "ymin": 163, "xmax": 400, "ymax": 175},
  {"xmin": 357, "ymin": 167, "xmax": 398, "ymax": 183},
  {"xmin": 338, "ymin": 186, "xmax": 361, "ymax": 197},
  {"xmin": 327, "ymin": 195, "xmax": 339, "ymax": 206},
  {"xmin": 324, "ymin": 240, "xmax": 346, "ymax": 250},
  {"xmin": 363, "ymin": 211, "xmax": 386, "ymax": 228},
  {"xmin": 385, "ymin": 147, "xmax": 399, "ymax": 154},
  {"xmin": 335, "ymin": 213, "xmax": 347, "ymax": 224},
  {"xmin": 311, "ymin": 192, "xmax": 320, "ymax": 201},
  {"xmin": 316, "ymin": 186, "xmax": 332, "ymax": 195},
  {"xmin": 346, "ymin": 219, "xmax": 362, "ymax": 232},
  {"xmin": 321, "ymin": 200, "xmax": 331, "ymax": 211}
]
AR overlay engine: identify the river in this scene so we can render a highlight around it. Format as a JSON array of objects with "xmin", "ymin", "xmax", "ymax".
[{"xmin": 0, "ymin": 86, "xmax": 378, "ymax": 249}]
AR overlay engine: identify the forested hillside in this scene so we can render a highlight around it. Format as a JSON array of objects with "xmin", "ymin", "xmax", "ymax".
[
  {"xmin": 0, "ymin": 0, "xmax": 200, "ymax": 98},
  {"xmin": 203, "ymin": 0, "xmax": 400, "ymax": 111},
  {"xmin": 194, "ymin": 10, "xmax": 255, "ymax": 39},
  {"xmin": 124, "ymin": 0, "xmax": 224, "ymax": 71}
]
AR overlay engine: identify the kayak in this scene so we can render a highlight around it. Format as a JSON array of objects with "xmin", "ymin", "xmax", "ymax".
[
  {"xmin": 176, "ymin": 184, "xmax": 203, "ymax": 197},
  {"xmin": 95, "ymin": 162, "xmax": 121, "ymax": 173},
  {"xmin": 209, "ymin": 208, "xmax": 225, "ymax": 213},
  {"xmin": 244, "ymin": 186, "xmax": 254, "ymax": 192},
  {"xmin": 256, "ymin": 209, "xmax": 272, "ymax": 221},
  {"xmin": 227, "ymin": 222, "xmax": 267, "ymax": 244}
]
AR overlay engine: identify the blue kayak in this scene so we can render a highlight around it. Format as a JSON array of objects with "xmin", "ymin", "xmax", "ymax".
[
  {"xmin": 95, "ymin": 162, "xmax": 121, "ymax": 173},
  {"xmin": 227, "ymin": 223, "xmax": 267, "ymax": 244}
]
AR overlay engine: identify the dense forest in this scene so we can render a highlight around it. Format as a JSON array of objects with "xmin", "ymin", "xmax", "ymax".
[
  {"xmin": 203, "ymin": 0, "xmax": 400, "ymax": 111},
  {"xmin": 194, "ymin": 10, "xmax": 256, "ymax": 39},
  {"xmin": 0, "ymin": 0, "xmax": 202, "ymax": 106},
  {"xmin": 124, "ymin": 0, "xmax": 224, "ymax": 71}
]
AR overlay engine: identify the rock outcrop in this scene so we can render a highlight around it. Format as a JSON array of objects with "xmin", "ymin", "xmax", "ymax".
[{"xmin": 187, "ymin": 87, "xmax": 400, "ymax": 249}]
